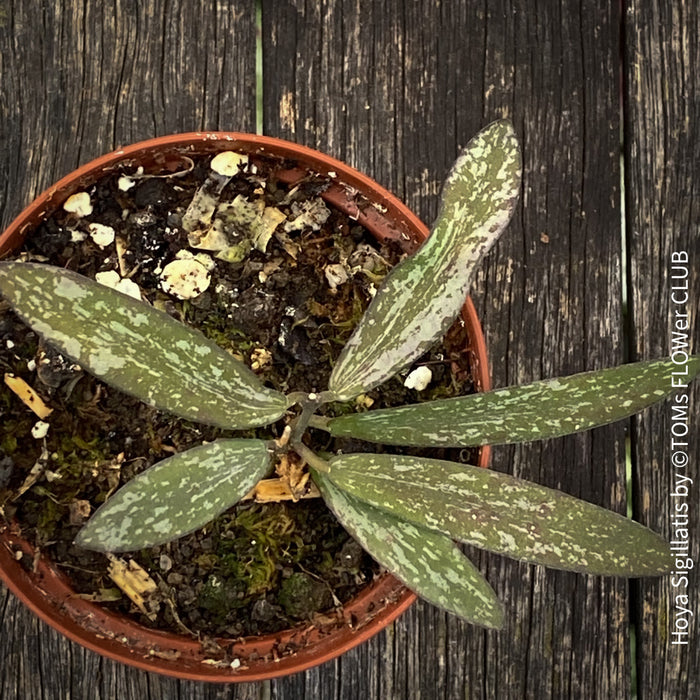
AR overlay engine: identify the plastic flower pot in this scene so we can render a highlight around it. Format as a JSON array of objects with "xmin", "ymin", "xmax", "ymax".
[{"xmin": 0, "ymin": 133, "xmax": 491, "ymax": 682}]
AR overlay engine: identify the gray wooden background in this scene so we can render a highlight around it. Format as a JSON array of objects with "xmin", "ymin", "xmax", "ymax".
[{"xmin": 1, "ymin": 1, "xmax": 698, "ymax": 698}]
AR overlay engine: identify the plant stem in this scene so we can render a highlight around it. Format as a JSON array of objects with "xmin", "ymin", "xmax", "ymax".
[
  {"xmin": 286, "ymin": 390, "xmax": 335, "ymax": 407},
  {"xmin": 293, "ymin": 442, "xmax": 331, "ymax": 473},
  {"xmin": 289, "ymin": 395, "xmax": 321, "ymax": 445},
  {"xmin": 307, "ymin": 415, "xmax": 331, "ymax": 431}
]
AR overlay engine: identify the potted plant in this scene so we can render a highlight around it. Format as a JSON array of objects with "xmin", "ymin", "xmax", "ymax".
[
  {"xmin": 0, "ymin": 128, "xmax": 490, "ymax": 680},
  {"xmin": 1, "ymin": 122, "xmax": 696, "ymax": 681}
]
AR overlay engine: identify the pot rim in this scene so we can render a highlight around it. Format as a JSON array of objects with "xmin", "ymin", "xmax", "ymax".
[{"xmin": 0, "ymin": 131, "xmax": 491, "ymax": 682}]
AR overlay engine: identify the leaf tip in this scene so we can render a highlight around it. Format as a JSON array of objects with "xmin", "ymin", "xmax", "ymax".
[
  {"xmin": 484, "ymin": 600, "xmax": 505, "ymax": 630},
  {"xmin": 73, "ymin": 525, "xmax": 112, "ymax": 553}
]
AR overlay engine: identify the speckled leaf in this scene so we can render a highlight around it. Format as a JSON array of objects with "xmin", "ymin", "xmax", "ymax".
[
  {"xmin": 328, "ymin": 121, "xmax": 521, "ymax": 401},
  {"xmin": 325, "ymin": 358, "xmax": 700, "ymax": 446},
  {"xmin": 312, "ymin": 468, "xmax": 503, "ymax": 628},
  {"xmin": 0, "ymin": 263, "xmax": 288, "ymax": 429},
  {"xmin": 326, "ymin": 454, "xmax": 672, "ymax": 576},
  {"xmin": 75, "ymin": 439, "xmax": 270, "ymax": 552}
]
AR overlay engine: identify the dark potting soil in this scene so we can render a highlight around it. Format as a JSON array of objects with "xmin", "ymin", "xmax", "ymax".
[{"xmin": 0, "ymin": 150, "xmax": 479, "ymax": 640}]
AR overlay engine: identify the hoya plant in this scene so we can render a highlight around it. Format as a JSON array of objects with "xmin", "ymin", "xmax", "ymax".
[{"xmin": 0, "ymin": 121, "xmax": 697, "ymax": 629}]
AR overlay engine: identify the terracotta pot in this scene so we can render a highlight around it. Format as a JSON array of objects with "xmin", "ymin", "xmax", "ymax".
[{"xmin": 0, "ymin": 133, "xmax": 491, "ymax": 682}]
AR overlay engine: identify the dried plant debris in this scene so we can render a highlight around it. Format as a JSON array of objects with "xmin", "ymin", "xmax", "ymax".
[
  {"xmin": 0, "ymin": 151, "xmax": 477, "ymax": 637},
  {"xmin": 107, "ymin": 554, "xmax": 161, "ymax": 621},
  {"xmin": 4, "ymin": 373, "xmax": 53, "ymax": 419}
]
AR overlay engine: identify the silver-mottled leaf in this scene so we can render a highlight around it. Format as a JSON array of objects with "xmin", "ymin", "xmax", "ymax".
[
  {"xmin": 326, "ymin": 454, "xmax": 672, "ymax": 576},
  {"xmin": 328, "ymin": 120, "xmax": 521, "ymax": 401},
  {"xmin": 75, "ymin": 439, "xmax": 270, "ymax": 552},
  {"xmin": 325, "ymin": 358, "xmax": 700, "ymax": 446},
  {"xmin": 0, "ymin": 263, "xmax": 288, "ymax": 429},
  {"xmin": 312, "ymin": 468, "xmax": 503, "ymax": 628}
]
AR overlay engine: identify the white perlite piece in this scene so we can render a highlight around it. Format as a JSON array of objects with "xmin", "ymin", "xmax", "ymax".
[
  {"xmin": 95, "ymin": 270, "xmax": 121, "ymax": 288},
  {"xmin": 210, "ymin": 151, "xmax": 248, "ymax": 176},
  {"xmin": 324, "ymin": 263, "xmax": 349, "ymax": 289},
  {"xmin": 404, "ymin": 365, "xmax": 433, "ymax": 391},
  {"xmin": 95, "ymin": 271, "xmax": 142, "ymax": 300},
  {"xmin": 31, "ymin": 420, "xmax": 50, "ymax": 439},
  {"xmin": 88, "ymin": 223, "xmax": 116, "ymax": 248},
  {"xmin": 118, "ymin": 176, "xmax": 135, "ymax": 191},
  {"xmin": 63, "ymin": 192, "xmax": 93, "ymax": 217},
  {"xmin": 160, "ymin": 258, "xmax": 211, "ymax": 299}
]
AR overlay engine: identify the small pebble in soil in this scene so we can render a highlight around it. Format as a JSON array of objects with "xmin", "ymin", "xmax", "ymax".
[{"xmin": 0, "ymin": 456, "xmax": 14, "ymax": 489}]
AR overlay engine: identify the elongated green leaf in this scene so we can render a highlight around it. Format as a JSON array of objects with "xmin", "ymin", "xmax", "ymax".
[
  {"xmin": 76, "ymin": 439, "xmax": 270, "ymax": 552},
  {"xmin": 328, "ymin": 120, "xmax": 521, "ymax": 401},
  {"xmin": 325, "ymin": 358, "xmax": 700, "ymax": 446},
  {"xmin": 326, "ymin": 454, "xmax": 672, "ymax": 576},
  {"xmin": 312, "ymin": 468, "xmax": 503, "ymax": 628},
  {"xmin": 0, "ymin": 263, "xmax": 288, "ymax": 429}
]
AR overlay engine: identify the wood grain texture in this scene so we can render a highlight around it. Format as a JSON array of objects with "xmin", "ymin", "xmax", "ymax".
[
  {"xmin": 263, "ymin": 1, "xmax": 627, "ymax": 697},
  {"xmin": 624, "ymin": 1, "xmax": 700, "ymax": 698},
  {"xmin": 0, "ymin": 0, "xmax": 257, "ymax": 231},
  {"xmin": 1, "ymin": 0, "xmax": 696, "ymax": 697},
  {"xmin": 1, "ymin": 2, "xmax": 261, "ymax": 699}
]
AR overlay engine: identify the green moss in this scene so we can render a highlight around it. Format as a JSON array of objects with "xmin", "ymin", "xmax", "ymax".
[
  {"xmin": 1, "ymin": 433, "xmax": 18, "ymax": 455},
  {"xmin": 223, "ymin": 549, "xmax": 277, "ymax": 596},
  {"xmin": 68, "ymin": 434, "xmax": 101, "ymax": 453},
  {"xmin": 0, "ymin": 387, "xmax": 12, "ymax": 410},
  {"xmin": 197, "ymin": 507, "xmax": 294, "ymax": 619},
  {"xmin": 35, "ymin": 495, "xmax": 63, "ymax": 540},
  {"xmin": 193, "ymin": 503, "xmax": 323, "ymax": 623},
  {"xmin": 316, "ymin": 550, "xmax": 335, "ymax": 575},
  {"xmin": 278, "ymin": 572, "xmax": 331, "ymax": 618},
  {"xmin": 198, "ymin": 574, "xmax": 247, "ymax": 616},
  {"xmin": 52, "ymin": 441, "xmax": 107, "ymax": 481}
]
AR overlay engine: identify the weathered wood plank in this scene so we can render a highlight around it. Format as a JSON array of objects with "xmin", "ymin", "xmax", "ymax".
[
  {"xmin": 263, "ymin": 1, "xmax": 627, "ymax": 697},
  {"xmin": 0, "ymin": 1, "xmax": 258, "ymax": 698},
  {"xmin": 0, "ymin": 0, "xmax": 257, "ymax": 231},
  {"xmin": 624, "ymin": 2, "xmax": 700, "ymax": 697}
]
